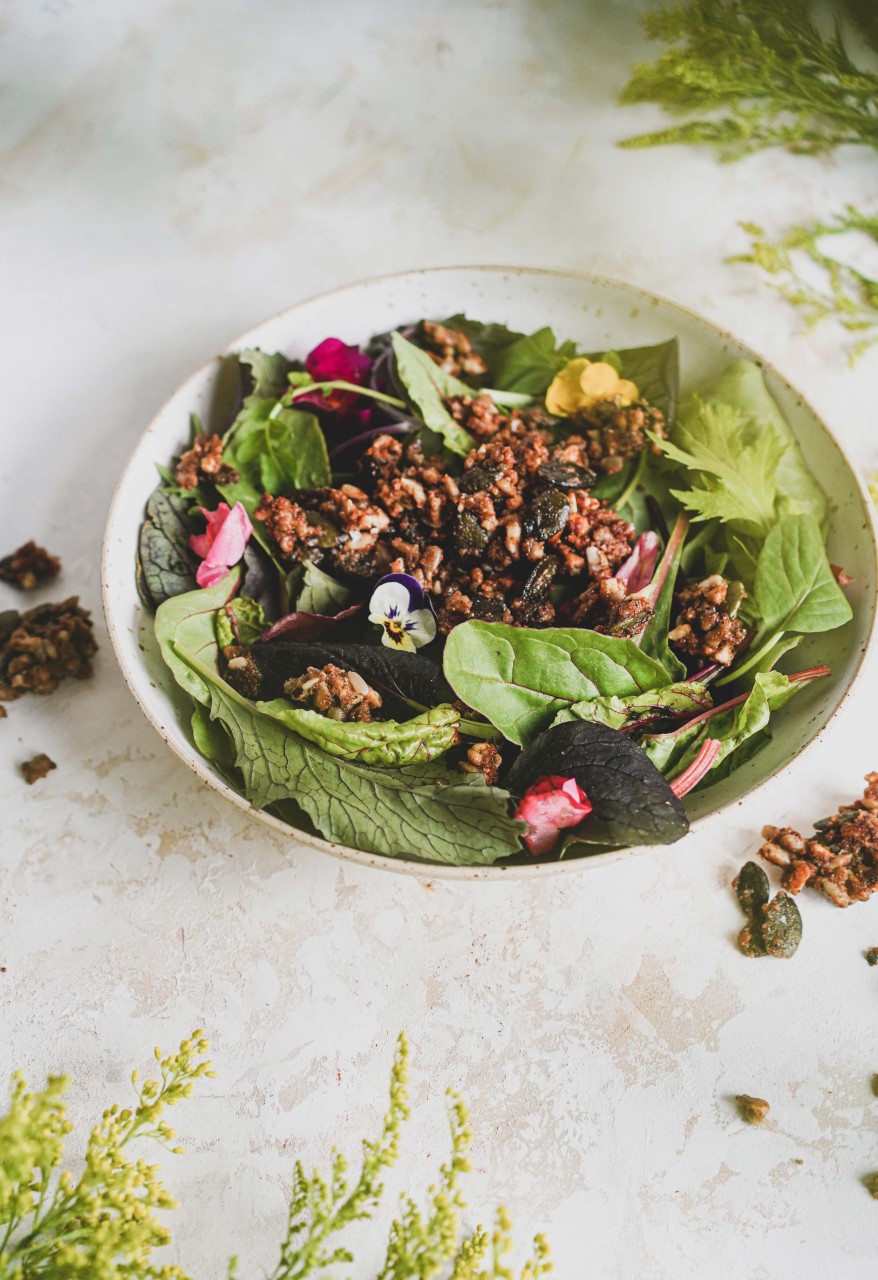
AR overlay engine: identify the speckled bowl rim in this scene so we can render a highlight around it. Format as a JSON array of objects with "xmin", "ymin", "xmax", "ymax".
[{"xmin": 101, "ymin": 265, "xmax": 878, "ymax": 880}]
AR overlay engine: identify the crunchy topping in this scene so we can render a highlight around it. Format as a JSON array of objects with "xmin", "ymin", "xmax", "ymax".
[
  {"xmin": 732, "ymin": 860, "xmax": 802, "ymax": 958},
  {"xmin": 565, "ymin": 399, "xmax": 667, "ymax": 476},
  {"xmin": 758, "ymin": 773, "xmax": 878, "ymax": 907},
  {"xmin": 20, "ymin": 753, "xmax": 56, "ymax": 785},
  {"xmin": 283, "ymin": 664, "xmax": 383, "ymax": 722},
  {"xmin": 735, "ymin": 1095, "xmax": 771, "ymax": 1124},
  {"xmin": 669, "ymin": 574, "xmax": 748, "ymax": 667},
  {"xmin": 448, "ymin": 393, "xmax": 507, "ymax": 440},
  {"xmin": 458, "ymin": 741, "xmax": 503, "ymax": 786},
  {"xmin": 418, "ymin": 321, "xmax": 487, "ymax": 379},
  {"xmin": 0, "ymin": 598, "xmax": 97, "ymax": 701},
  {"xmin": 565, "ymin": 575, "xmax": 652, "ymax": 636},
  {"xmin": 222, "ymin": 645, "xmax": 262, "ymax": 700},
  {"xmin": 175, "ymin": 433, "xmax": 240, "ymax": 490},
  {"xmin": 0, "ymin": 541, "xmax": 61, "ymax": 591},
  {"xmin": 864, "ymin": 948, "xmax": 878, "ymax": 966}
]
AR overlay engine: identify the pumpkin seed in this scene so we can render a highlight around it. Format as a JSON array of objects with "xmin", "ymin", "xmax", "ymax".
[
  {"xmin": 459, "ymin": 465, "xmax": 499, "ymax": 493},
  {"xmin": 537, "ymin": 459, "xmax": 597, "ymax": 490},
  {"xmin": 524, "ymin": 489, "xmax": 570, "ymax": 540},
  {"xmin": 733, "ymin": 861, "xmax": 770, "ymax": 919},
  {"xmin": 735, "ymin": 1094, "xmax": 771, "ymax": 1124},
  {"xmin": 760, "ymin": 892, "xmax": 803, "ymax": 959},
  {"xmin": 521, "ymin": 557, "xmax": 559, "ymax": 603},
  {"xmin": 455, "ymin": 510, "xmax": 489, "ymax": 555}
]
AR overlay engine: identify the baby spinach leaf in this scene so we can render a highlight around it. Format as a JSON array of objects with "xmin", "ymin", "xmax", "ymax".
[
  {"xmin": 553, "ymin": 680, "xmax": 711, "ymax": 732},
  {"xmin": 137, "ymin": 485, "xmax": 199, "ymax": 610},
  {"xmin": 251, "ymin": 640, "xmax": 447, "ymax": 714},
  {"xmin": 589, "ymin": 338, "xmax": 679, "ymax": 425},
  {"xmin": 222, "ymin": 398, "xmax": 330, "ymax": 503},
  {"xmin": 754, "ymin": 515, "xmax": 852, "ymax": 637},
  {"xmin": 296, "ymin": 560, "xmax": 351, "ymax": 614},
  {"xmin": 238, "ymin": 348, "xmax": 298, "ymax": 401},
  {"xmin": 507, "ymin": 719, "xmax": 689, "ymax": 847},
  {"xmin": 154, "ymin": 570, "xmax": 242, "ymax": 705},
  {"xmin": 443, "ymin": 316, "xmax": 576, "ymax": 395},
  {"xmin": 390, "ymin": 332, "xmax": 475, "ymax": 456},
  {"xmin": 191, "ymin": 703, "xmax": 236, "ymax": 768},
  {"xmin": 215, "ymin": 596, "xmax": 268, "ymax": 650},
  {"xmin": 255, "ymin": 701, "xmax": 460, "ymax": 766},
  {"xmin": 169, "ymin": 649, "xmax": 522, "ymax": 864},
  {"xmin": 442, "ymin": 621, "xmax": 671, "ymax": 747}
]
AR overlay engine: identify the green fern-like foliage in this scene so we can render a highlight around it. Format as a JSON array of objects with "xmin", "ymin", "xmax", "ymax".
[
  {"xmin": 0, "ymin": 1034, "xmax": 550, "ymax": 1280},
  {"xmin": 731, "ymin": 207, "xmax": 878, "ymax": 361},
  {"xmin": 620, "ymin": 0, "xmax": 878, "ymax": 160}
]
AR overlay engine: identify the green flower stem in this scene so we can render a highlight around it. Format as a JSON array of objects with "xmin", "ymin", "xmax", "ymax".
[{"xmin": 267, "ymin": 381, "xmax": 408, "ymax": 419}]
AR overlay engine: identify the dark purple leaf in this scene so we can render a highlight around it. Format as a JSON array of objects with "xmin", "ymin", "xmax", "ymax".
[{"xmin": 260, "ymin": 604, "xmax": 364, "ymax": 643}]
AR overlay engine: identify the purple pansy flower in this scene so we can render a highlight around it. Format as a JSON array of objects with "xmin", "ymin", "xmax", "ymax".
[
  {"xmin": 295, "ymin": 337, "xmax": 372, "ymax": 413},
  {"xmin": 368, "ymin": 573, "xmax": 437, "ymax": 652}
]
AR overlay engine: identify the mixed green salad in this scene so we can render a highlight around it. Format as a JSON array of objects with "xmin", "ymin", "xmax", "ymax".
[{"xmin": 137, "ymin": 316, "xmax": 852, "ymax": 866}]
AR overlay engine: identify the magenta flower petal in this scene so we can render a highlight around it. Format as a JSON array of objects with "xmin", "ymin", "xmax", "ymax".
[
  {"xmin": 515, "ymin": 775, "xmax": 593, "ymax": 856},
  {"xmin": 190, "ymin": 501, "xmax": 253, "ymax": 589},
  {"xmin": 299, "ymin": 337, "xmax": 372, "ymax": 413}
]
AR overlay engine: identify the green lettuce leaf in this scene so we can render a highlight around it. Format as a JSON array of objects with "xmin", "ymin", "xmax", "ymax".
[
  {"xmin": 552, "ymin": 681, "xmax": 711, "ymax": 732},
  {"xmin": 390, "ymin": 332, "xmax": 475, "ymax": 456},
  {"xmin": 296, "ymin": 560, "xmax": 351, "ymax": 614},
  {"xmin": 591, "ymin": 337, "xmax": 680, "ymax": 425},
  {"xmin": 155, "ymin": 571, "xmax": 242, "ymax": 705},
  {"xmin": 443, "ymin": 316, "xmax": 577, "ymax": 396},
  {"xmin": 443, "ymin": 621, "xmax": 671, "ymax": 747},
  {"xmin": 172, "ymin": 650, "xmax": 522, "ymax": 864},
  {"xmin": 215, "ymin": 596, "xmax": 268, "ymax": 650},
  {"xmin": 221, "ymin": 397, "xmax": 330, "ymax": 507},
  {"xmin": 239, "ymin": 348, "xmax": 298, "ymax": 400},
  {"xmin": 255, "ymin": 700, "xmax": 460, "ymax": 766}
]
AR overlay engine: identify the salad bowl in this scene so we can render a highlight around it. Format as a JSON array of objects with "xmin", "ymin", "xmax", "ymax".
[{"xmin": 101, "ymin": 266, "xmax": 878, "ymax": 879}]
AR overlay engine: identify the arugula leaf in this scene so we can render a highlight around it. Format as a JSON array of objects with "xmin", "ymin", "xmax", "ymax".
[
  {"xmin": 443, "ymin": 316, "xmax": 576, "ymax": 395},
  {"xmin": 239, "ymin": 347, "xmax": 298, "ymax": 400},
  {"xmin": 507, "ymin": 719, "xmax": 688, "ymax": 847},
  {"xmin": 255, "ymin": 700, "xmax": 460, "ymax": 766},
  {"xmin": 221, "ymin": 398, "xmax": 330, "ymax": 505},
  {"xmin": 171, "ymin": 649, "xmax": 522, "ymax": 864},
  {"xmin": 296, "ymin": 559, "xmax": 350, "ymax": 614},
  {"xmin": 215, "ymin": 596, "xmax": 268, "ymax": 650},
  {"xmin": 136, "ymin": 485, "xmax": 199, "ymax": 610},
  {"xmin": 552, "ymin": 680, "xmax": 711, "ymax": 732},
  {"xmin": 442, "ymin": 621, "xmax": 671, "ymax": 747},
  {"xmin": 390, "ymin": 332, "xmax": 475, "ymax": 456}
]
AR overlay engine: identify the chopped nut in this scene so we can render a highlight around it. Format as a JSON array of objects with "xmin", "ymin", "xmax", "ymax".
[
  {"xmin": 669, "ymin": 575, "xmax": 748, "ymax": 668},
  {"xmin": 863, "ymin": 1172, "xmax": 878, "ymax": 1200},
  {"xmin": 0, "ymin": 598, "xmax": 97, "ymax": 701},
  {"xmin": 418, "ymin": 320, "xmax": 487, "ymax": 378},
  {"xmin": 222, "ymin": 645, "xmax": 262, "ymax": 700},
  {"xmin": 284, "ymin": 664, "xmax": 383, "ymax": 723},
  {"xmin": 458, "ymin": 741, "xmax": 503, "ymax": 786},
  {"xmin": 20, "ymin": 753, "xmax": 56, "ymax": 785},
  {"xmin": 0, "ymin": 541, "xmax": 61, "ymax": 590},
  {"xmin": 562, "ymin": 399, "xmax": 667, "ymax": 476},
  {"xmin": 735, "ymin": 1094, "xmax": 771, "ymax": 1124},
  {"xmin": 864, "ymin": 948, "xmax": 878, "ymax": 966},
  {"xmin": 175, "ymin": 433, "xmax": 239, "ymax": 490},
  {"xmin": 757, "ymin": 775, "xmax": 878, "ymax": 907}
]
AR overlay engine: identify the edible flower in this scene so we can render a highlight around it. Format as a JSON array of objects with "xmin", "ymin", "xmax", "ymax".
[
  {"xmin": 294, "ymin": 337, "xmax": 373, "ymax": 413},
  {"xmin": 545, "ymin": 356, "xmax": 639, "ymax": 417},
  {"xmin": 368, "ymin": 573, "xmax": 437, "ymax": 651},
  {"xmin": 517, "ymin": 737, "xmax": 723, "ymax": 856},
  {"xmin": 516, "ymin": 775, "xmax": 593, "ymax": 856},
  {"xmin": 189, "ymin": 501, "xmax": 253, "ymax": 588}
]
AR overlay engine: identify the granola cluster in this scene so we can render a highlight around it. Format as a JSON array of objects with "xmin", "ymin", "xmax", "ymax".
[
  {"xmin": 283, "ymin": 664, "xmax": 383, "ymax": 722},
  {"xmin": 567, "ymin": 399, "xmax": 667, "ymax": 476},
  {"xmin": 0, "ymin": 598, "xmax": 97, "ymax": 701},
  {"xmin": 20, "ymin": 753, "xmax": 56, "ymax": 785},
  {"xmin": 175, "ymin": 433, "xmax": 240, "ymax": 490},
  {"xmin": 255, "ymin": 396, "xmax": 642, "ymax": 635},
  {"xmin": 758, "ymin": 773, "xmax": 878, "ymax": 907},
  {"xmin": 564, "ymin": 576, "xmax": 652, "ymax": 638},
  {"xmin": 668, "ymin": 574, "xmax": 748, "ymax": 668},
  {"xmin": 458, "ymin": 741, "xmax": 503, "ymax": 786},
  {"xmin": 0, "ymin": 541, "xmax": 61, "ymax": 590},
  {"xmin": 418, "ymin": 321, "xmax": 487, "ymax": 379}
]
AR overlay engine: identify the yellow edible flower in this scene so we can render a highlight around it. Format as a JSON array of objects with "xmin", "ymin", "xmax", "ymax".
[{"xmin": 545, "ymin": 357, "xmax": 639, "ymax": 416}]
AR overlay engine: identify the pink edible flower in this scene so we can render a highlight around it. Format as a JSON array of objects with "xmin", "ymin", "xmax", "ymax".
[
  {"xmin": 516, "ymin": 775, "xmax": 593, "ymax": 856},
  {"xmin": 616, "ymin": 531, "xmax": 660, "ymax": 595},
  {"xmin": 299, "ymin": 337, "xmax": 372, "ymax": 412},
  {"xmin": 189, "ymin": 501, "xmax": 253, "ymax": 588}
]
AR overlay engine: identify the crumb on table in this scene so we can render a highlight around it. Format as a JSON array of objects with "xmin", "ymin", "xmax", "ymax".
[{"xmin": 20, "ymin": 753, "xmax": 57, "ymax": 784}]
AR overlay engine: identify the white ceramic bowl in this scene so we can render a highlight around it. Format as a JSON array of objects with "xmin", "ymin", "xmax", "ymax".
[{"xmin": 102, "ymin": 267, "xmax": 878, "ymax": 879}]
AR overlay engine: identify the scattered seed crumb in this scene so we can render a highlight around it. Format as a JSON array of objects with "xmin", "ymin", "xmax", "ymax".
[
  {"xmin": 0, "ymin": 705, "xmax": 6, "ymax": 719},
  {"xmin": 20, "ymin": 753, "xmax": 56, "ymax": 785},
  {"xmin": 794, "ymin": 1158, "xmax": 804, "ymax": 1165},
  {"xmin": 863, "ymin": 1172, "xmax": 878, "ymax": 1200},
  {"xmin": 865, "ymin": 948, "xmax": 878, "ymax": 966},
  {"xmin": 735, "ymin": 1094, "xmax": 771, "ymax": 1124},
  {"xmin": 871, "ymin": 1075, "xmax": 878, "ymax": 1099},
  {"xmin": 0, "ymin": 541, "xmax": 61, "ymax": 590}
]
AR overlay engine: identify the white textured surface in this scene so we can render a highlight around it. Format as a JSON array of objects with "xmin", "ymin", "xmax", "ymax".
[{"xmin": 1, "ymin": 1, "xmax": 878, "ymax": 1276}]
